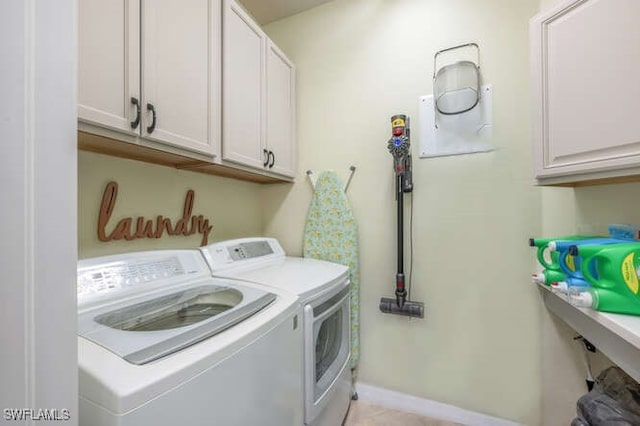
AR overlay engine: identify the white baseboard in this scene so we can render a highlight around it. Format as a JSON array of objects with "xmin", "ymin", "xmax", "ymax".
[{"xmin": 354, "ymin": 383, "xmax": 521, "ymax": 426}]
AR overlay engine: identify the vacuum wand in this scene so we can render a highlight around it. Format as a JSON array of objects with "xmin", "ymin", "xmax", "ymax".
[
  {"xmin": 395, "ymin": 172, "xmax": 407, "ymax": 306},
  {"xmin": 379, "ymin": 114, "xmax": 424, "ymax": 319}
]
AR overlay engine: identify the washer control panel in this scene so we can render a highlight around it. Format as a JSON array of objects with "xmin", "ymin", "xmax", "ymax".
[{"xmin": 77, "ymin": 250, "xmax": 209, "ymax": 307}]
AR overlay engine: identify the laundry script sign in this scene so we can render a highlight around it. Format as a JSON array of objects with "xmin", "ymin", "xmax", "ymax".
[{"xmin": 98, "ymin": 181, "xmax": 213, "ymax": 246}]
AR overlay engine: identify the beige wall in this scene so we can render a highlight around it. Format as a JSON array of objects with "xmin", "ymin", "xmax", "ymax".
[
  {"xmin": 78, "ymin": 151, "xmax": 264, "ymax": 258},
  {"xmin": 264, "ymin": 0, "xmax": 542, "ymax": 423}
]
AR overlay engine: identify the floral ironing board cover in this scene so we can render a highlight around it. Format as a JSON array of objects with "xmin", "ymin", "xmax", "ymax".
[{"xmin": 303, "ymin": 171, "xmax": 359, "ymax": 379}]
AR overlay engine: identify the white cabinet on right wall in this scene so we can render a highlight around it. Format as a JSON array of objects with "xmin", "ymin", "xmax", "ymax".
[
  {"xmin": 222, "ymin": 0, "xmax": 296, "ymax": 179},
  {"xmin": 530, "ymin": 0, "xmax": 640, "ymax": 186}
]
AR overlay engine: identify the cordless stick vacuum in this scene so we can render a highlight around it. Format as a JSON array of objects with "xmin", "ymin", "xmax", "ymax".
[{"xmin": 379, "ymin": 115, "xmax": 425, "ymax": 318}]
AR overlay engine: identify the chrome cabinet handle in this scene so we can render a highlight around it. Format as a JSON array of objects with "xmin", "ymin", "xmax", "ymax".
[
  {"xmin": 268, "ymin": 151, "xmax": 275, "ymax": 168},
  {"xmin": 146, "ymin": 103, "xmax": 157, "ymax": 134},
  {"xmin": 130, "ymin": 97, "xmax": 141, "ymax": 129}
]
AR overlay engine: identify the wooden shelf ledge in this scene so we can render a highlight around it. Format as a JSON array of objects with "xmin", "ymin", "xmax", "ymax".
[{"xmin": 78, "ymin": 131, "xmax": 292, "ymax": 184}]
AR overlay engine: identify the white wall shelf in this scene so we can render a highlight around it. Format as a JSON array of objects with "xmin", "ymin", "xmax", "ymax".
[{"xmin": 539, "ymin": 284, "xmax": 640, "ymax": 383}]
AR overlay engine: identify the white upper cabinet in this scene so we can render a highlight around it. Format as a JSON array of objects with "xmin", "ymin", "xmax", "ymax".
[
  {"xmin": 222, "ymin": 0, "xmax": 266, "ymax": 169},
  {"xmin": 78, "ymin": 0, "xmax": 295, "ymax": 181},
  {"xmin": 222, "ymin": 0, "xmax": 297, "ymax": 178},
  {"xmin": 78, "ymin": 0, "xmax": 140, "ymax": 136},
  {"xmin": 79, "ymin": 0, "xmax": 221, "ymax": 158},
  {"xmin": 531, "ymin": 0, "xmax": 640, "ymax": 185},
  {"xmin": 141, "ymin": 0, "xmax": 219, "ymax": 154},
  {"xmin": 266, "ymin": 41, "xmax": 296, "ymax": 178}
]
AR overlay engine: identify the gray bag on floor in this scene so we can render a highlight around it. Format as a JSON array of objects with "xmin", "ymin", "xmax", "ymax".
[
  {"xmin": 570, "ymin": 417, "xmax": 589, "ymax": 426},
  {"xmin": 571, "ymin": 367, "xmax": 640, "ymax": 426}
]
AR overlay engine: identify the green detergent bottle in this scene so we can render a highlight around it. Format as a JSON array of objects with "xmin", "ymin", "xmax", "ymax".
[
  {"xmin": 529, "ymin": 236, "xmax": 600, "ymax": 285},
  {"xmin": 573, "ymin": 243, "xmax": 640, "ymax": 315},
  {"xmin": 532, "ymin": 269, "xmax": 567, "ymax": 286}
]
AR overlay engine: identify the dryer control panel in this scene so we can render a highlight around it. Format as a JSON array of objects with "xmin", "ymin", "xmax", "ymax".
[
  {"xmin": 201, "ymin": 238, "xmax": 286, "ymax": 272},
  {"xmin": 229, "ymin": 241, "xmax": 274, "ymax": 261}
]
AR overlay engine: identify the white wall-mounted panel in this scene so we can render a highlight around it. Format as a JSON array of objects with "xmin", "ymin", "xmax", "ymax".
[{"xmin": 419, "ymin": 85, "xmax": 493, "ymax": 158}]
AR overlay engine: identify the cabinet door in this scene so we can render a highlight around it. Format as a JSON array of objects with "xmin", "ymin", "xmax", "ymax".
[
  {"xmin": 78, "ymin": 0, "xmax": 140, "ymax": 135},
  {"xmin": 222, "ymin": 0, "xmax": 266, "ymax": 169},
  {"xmin": 531, "ymin": 0, "xmax": 640, "ymax": 184},
  {"xmin": 266, "ymin": 41, "xmax": 296, "ymax": 178},
  {"xmin": 141, "ymin": 0, "xmax": 220, "ymax": 156}
]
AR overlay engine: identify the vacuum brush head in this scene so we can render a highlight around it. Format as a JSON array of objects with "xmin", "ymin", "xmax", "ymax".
[{"xmin": 379, "ymin": 297, "xmax": 424, "ymax": 318}]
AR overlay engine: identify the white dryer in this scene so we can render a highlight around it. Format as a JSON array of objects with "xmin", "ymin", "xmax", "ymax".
[
  {"xmin": 77, "ymin": 249, "xmax": 303, "ymax": 426},
  {"xmin": 200, "ymin": 238, "xmax": 352, "ymax": 426}
]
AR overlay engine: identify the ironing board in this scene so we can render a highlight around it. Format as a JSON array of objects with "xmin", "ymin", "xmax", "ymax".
[{"xmin": 303, "ymin": 171, "xmax": 360, "ymax": 383}]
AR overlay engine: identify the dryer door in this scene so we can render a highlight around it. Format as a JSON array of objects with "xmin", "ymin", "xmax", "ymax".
[{"xmin": 304, "ymin": 285, "xmax": 351, "ymax": 423}]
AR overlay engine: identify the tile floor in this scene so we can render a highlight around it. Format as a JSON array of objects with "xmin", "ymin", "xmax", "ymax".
[{"xmin": 343, "ymin": 400, "xmax": 462, "ymax": 426}]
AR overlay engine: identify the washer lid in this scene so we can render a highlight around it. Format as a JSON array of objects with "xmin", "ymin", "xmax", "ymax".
[{"xmin": 78, "ymin": 279, "xmax": 275, "ymax": 365}]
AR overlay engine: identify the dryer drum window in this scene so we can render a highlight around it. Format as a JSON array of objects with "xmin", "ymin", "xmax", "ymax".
[
  {"xmin": 315, "ymin": 309, "xmax": 343, "ymax": 382},
  {"xmin": 96, "ymin": 286, "xmax": 243, "ymax": 331}
]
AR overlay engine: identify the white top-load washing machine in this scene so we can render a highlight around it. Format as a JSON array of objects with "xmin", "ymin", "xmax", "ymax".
[
  {"xmin": 200, "ymin": 238, "xmax": 352, "ymax": 426},
  {"xmin": 77, "ymin": 249, "xmax": 303, "ymax": 426}
]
